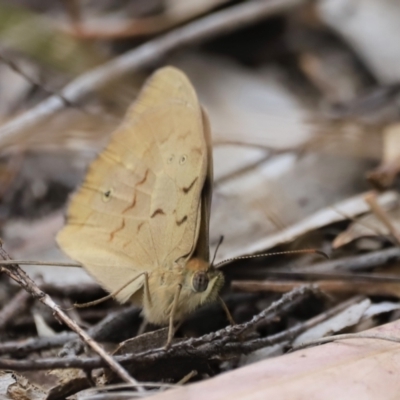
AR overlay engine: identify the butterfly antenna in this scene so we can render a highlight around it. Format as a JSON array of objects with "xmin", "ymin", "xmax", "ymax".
[
  {"xmin": 214, "ymin": 249, "xmax": 328, "ymax": 269},
  {"xmin": 211, "ymin": 235, "xmax": 224, "ymax": 266}
]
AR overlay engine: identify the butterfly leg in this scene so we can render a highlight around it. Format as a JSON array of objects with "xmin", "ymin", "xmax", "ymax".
[
  {"xmin": 137, "ymin": 319, "xmax": 148, "ymax": 336},
  {"xmin": 143, "ymin": 272, "xmax": 152, "ymax": 307},
  {"xmin": 166, "ymin": 284, "xmax": 182, "ymax": 348},
  {"xmin": 218, "ymin": 296, "xmax": 235, "ymax": 326}
]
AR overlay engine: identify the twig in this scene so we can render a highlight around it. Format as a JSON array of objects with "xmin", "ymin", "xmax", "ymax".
[
  {"xmin": 212, "ymin": 139, "xmax": 297, "ymax": 152},
  {"xmin": 0, "ymin": 332, "xmax": 76, "ymax": 356},
  {"xmin": 292, "ymin": 333, "xmax": 400, "ymax": 351},
  {"xmin": 364, "ymin": 192, "xmax": 400, "ymax": 245},
  {"xmin": 0, "ymin": 289, "xmax": 31, "ymax": 330},
  {"xmin": 298, "ymin": 247, "xmax": 400, "ymax": 273},
  {"xmin": 0, "ymin": 52, "xmax": 74, "ymax": 108},
  {"xmin": 63, "ymin": 298, "xmax": 90, "ymax": 329},
  {"xmin": 232, "ymin": 279, "xmax": 400, "ymax": 297},
  {"xmin": 234, "ymin": 296, "xmax": 365, "ymax": 353},
  {"xmin": 263, "ymin": 270, "xmax": 400, "ymax": 283},
  {"xmin": 178, "ymin": 285, "xmax": 318, "ymax": 345},
  {"xmin": 0, "ymin": 244, "xmax": 144, "ymax": 391},
  {"xmin": 0, "ymin": 0, "xmax": 305, "ymax": 149},
  {"xmin": 0, "ymin": 307, "xmax": 140, "ymax": 356},
  {"xmin": 215, "ymin": 154, "xmax": 272, "ymax": 186},
  {"xmin": 60, "ymin": 306, "xmax": 141, "ymax": 356},
  {"xmin": 0, "ymin": 260, "xmax": 81, "ymax": 267}
]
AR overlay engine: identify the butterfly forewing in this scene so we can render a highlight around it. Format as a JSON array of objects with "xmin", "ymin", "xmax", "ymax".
[{"xmin": 57, "ymin": 67, "xmax": 208, "ymax": 303}]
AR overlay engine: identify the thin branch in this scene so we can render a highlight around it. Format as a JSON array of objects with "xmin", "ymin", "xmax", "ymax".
[
  {"xmin": 292, "ymin": 333, "xmax": 400, "ymax": 351},
  {"xmin": 0, "ymin": 52, "xmax": 74, "ymax": 108},
  {"xmin": 59, "ymin": 306, "xmax": 141, "ymax": 356},
  {"xmin": 0, "ymin": 244, "xmax": 144, "ymax": 391},
  {"xmin": 234, "ymin": 296, "xmax": 365, "ymax": 353},
  {"xmin": 263, "ymin": 270, "xmax": 400, "ymax": 283},
  {"xmin": 0, "ymin": 260, "xmax": 81, "ymax": 267},
  {"xmin": 0, "ymin": 332, "xmax": 76, "ymax": 356},
  {"xmin": 232, "ymin": 279, "xmax": 400, "ymax": 297},
  {"xmin": 0, "ymin": 0, "xmax": 305, "ymax": 148},
  {"xmin": 298, "ymin": 247, "xmax": 400, "ymax": 273},
  {"xmin": 0, "ymin": 307, "xmax": 140, "ymax": 356},
  {"xmin": 176, "ymin": 285, "xmax": 318, "ymax": 345}
]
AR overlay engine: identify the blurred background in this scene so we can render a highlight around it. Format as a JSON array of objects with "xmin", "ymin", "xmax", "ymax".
[
  {"xmin": 2, "ymin": 0, "xmax": 400, "ymax": 394},
  {"xmin": 0, "ymin": 0, "xmax": 397, "ymax": 272}
]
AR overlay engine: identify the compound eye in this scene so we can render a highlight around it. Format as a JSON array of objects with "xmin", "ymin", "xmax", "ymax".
[{"xmin": 192, "ymin": 272, "xmax": 209, "ymax": 292}]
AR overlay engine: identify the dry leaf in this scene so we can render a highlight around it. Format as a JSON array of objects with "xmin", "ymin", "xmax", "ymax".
[
  {"xmin": 147, "ymin": 319, "xmax": 400, "ymax": 400},
  {"xmin": 333, "ymin": 205, "xmax": 400, "ymax": 248},
  {"xmin": 293, "ymin": 298, "xmax": 371, "ymax": 345}
]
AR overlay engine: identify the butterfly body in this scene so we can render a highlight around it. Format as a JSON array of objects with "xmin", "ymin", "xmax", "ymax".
[
  {"xmin": 57, "ymin": 66, "xmax": 223, "ymax": 332},
  {"xmin": 144, "ymin": 259, "xmax": 224, "ymax": 325}
]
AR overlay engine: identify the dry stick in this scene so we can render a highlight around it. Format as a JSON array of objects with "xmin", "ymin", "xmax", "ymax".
[
  {"xmin": 237, "ymin": 295, "xmax": 366, "ymax": 353},
  {"xmin": 0, "ymin": 53, "xmax": 74, "ymax": 108},
  {"xmin": 59, "ymin": 306, "xmax": 141, "ymax": 357},
  {"xmin": 215, "ymin": 154, "xmax": 272, "ymax": 186},
  {"xmin": 0, "ymin": 332, "xmax": 76, "ymax": 356},
  {"xmin": 364, "ymin": 192, "xmax": 400, "ymax": 245},
  {"xmin": 292, "ymin": 333, "xmax": 400, "ymax": 352},
  {"xmin": 0, "ymin": 52, "xmax": 120, "ymax": 124},
  {"xmin": 263, "ymin": 270, "xmax": 400, "ymax": 283},
  {"xmin": 297, "ymin": 247, "xmax": 400, "ymax": 273},
  {"xmin": 0, "ymin": 307, "xmax": 140, "ymax": 356},
  {"xmin": 232, "ymin": 280, "xmax": 400, "ymax": 297},
  {"xmin": 0, "ymin": 289, "xmax": 32, "ymax": 330},
  {"xmin": 0, "ymin": 0, "xmax": 305, "ymax": 148},
  {"xmin": 173, "ymin": 285, "xmax": 319, "ymax": 347},
  {"xmin": 0, "ymin": 289, "xmax": 352, "ymax": 371},
  {"xmin": 0, "ymin": 260, "xmax": 81, "ymax": 267},
  {"xmin": 0, "ymin": 245, "xmax": 144, "ymax": 392}
]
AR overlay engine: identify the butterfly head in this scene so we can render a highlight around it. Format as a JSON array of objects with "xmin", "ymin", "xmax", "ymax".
[{"xmin": 186, "ymin": 258, "xmax": 224, "ymax": 302}]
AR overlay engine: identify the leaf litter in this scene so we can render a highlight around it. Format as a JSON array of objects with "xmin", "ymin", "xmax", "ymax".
[{"xmin": 1, "ymin": 1, "xmax": 400, "ymax": 399}]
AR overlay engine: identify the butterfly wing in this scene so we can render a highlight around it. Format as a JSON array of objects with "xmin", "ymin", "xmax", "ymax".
[
  {"xmin": 57, "ymin": 67, "xmax": 208, "ymax": 302},
  {"xmin": 193, "ymin": 108, "xmax": 213, "ymax": 262}
]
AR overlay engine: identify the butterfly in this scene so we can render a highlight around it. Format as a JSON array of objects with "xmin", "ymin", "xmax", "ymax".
[{"xmin": 57, "ymin": 66, "xmax": 225, "ymax": 344}]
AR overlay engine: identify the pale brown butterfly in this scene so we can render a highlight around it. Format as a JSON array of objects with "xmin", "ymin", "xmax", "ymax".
[{"xmin": 56, "ymin": 66, "xmax": 224, "ymax": 344}]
